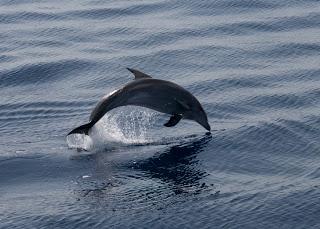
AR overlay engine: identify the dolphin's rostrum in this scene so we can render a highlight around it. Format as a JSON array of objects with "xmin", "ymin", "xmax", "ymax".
[{"xmin": 67, "ymin": 68, "xmax": 211, "ymax": 136}]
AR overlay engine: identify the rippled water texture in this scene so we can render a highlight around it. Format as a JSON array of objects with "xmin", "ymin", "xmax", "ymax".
[{"xmin": 1, "ymin": 0, "xmax": 320, "ymax": 228}]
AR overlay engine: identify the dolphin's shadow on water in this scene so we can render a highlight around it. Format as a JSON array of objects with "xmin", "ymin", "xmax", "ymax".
[{"xmin": 131, "ymin": 133, "xmax": 213, "ymax": 194}]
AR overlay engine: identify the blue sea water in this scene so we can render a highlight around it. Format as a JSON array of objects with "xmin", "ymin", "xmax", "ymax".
[{"xmin": 1, "ymin": 0, "xmax": 320, "ymax": 228}]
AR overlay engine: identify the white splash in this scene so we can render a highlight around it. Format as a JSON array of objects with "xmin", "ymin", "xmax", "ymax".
[
  {"xmin": 66, "ymin": 133, "xmax": 93, "ymax": 151},
  {"xmin": 92, "ymin": 107, "xmax": 157, "ymax": 145},
  {"xmin": 66, "ymin": 107, "xmax": 159, "ymax": 151}
]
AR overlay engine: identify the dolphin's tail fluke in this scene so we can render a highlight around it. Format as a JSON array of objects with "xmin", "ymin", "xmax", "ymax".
[{"xmin": 67, "ymin": 122, "xmax": 94, "ymax": 136}]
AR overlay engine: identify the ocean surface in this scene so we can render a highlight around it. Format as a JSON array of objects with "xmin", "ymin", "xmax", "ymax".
[{"xmin": 1, "ymin": 0, "xmax": 320, "ymax": 228}]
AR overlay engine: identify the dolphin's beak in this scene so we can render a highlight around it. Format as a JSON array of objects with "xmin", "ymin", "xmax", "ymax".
[
  {"xmin": 196, "ymin": 118, "xmax": 211, "ymax": 131},
  {"xmin": 193, "ymin": 110, "xmax": 211, "ymax": 132},
  {"xmin": 202, "ymin": 121, "xmax": 211, "ymax": 131}
]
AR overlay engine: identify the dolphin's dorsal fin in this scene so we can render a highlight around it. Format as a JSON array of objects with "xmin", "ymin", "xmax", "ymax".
[{"xmin": 126, "ymin": 68, "xmax": 152, "ymax": 79}]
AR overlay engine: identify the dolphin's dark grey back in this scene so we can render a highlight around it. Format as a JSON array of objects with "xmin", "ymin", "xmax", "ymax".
[{"xmin": 88, "ymin": 78, "xmax": 203, "ymax": 123}]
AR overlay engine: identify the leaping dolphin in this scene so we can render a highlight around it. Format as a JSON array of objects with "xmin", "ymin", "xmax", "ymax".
[{"xmin": 67, "ymin": 68, "xmax": 210, "ymax": 136}]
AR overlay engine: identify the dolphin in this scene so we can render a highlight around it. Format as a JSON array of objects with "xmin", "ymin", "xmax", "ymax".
[{"xmin": 67, "ymin": 68, "xmax": 210, "ymax": 136}]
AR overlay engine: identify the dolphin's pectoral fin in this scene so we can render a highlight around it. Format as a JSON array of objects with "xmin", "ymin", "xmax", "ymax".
[
  {"xmin": 164, "ymin": 114, "xmax": 182, "ymax": 127},
  {"xmin": 126, "ymin": 68, "xmax": 152, "ymax": 79}
]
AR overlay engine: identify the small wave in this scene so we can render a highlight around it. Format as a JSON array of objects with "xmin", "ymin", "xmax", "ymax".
[
  {"xmin": 0, "ymin": 59, "xmax": 96, "ymax": 88},
  {"xmin": 247, "ymin": 93, "xmax": 314, "ymax": 109},
  {"xmin": 0, "ymin": 100, "xmax": 94, "ymax": 128},
  {"xmin": 0, "ymin": 11, "xmax": 65, "ymax": 24},
  {"xmin": 259, "ymin": 43, "xmax": 320, "ymax": 58},
  {"xmin": 186, "ymin": 77, "xmax": 271, "ymax": 97},
  {"xmin": 69, "ymin": 2, "xmax": 167, "ymax": 20}
]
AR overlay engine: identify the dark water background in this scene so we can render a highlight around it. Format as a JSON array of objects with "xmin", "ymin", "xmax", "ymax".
[{"xmin": 1, "ymin": 0, "xmax": 320, "ymax": 228}]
